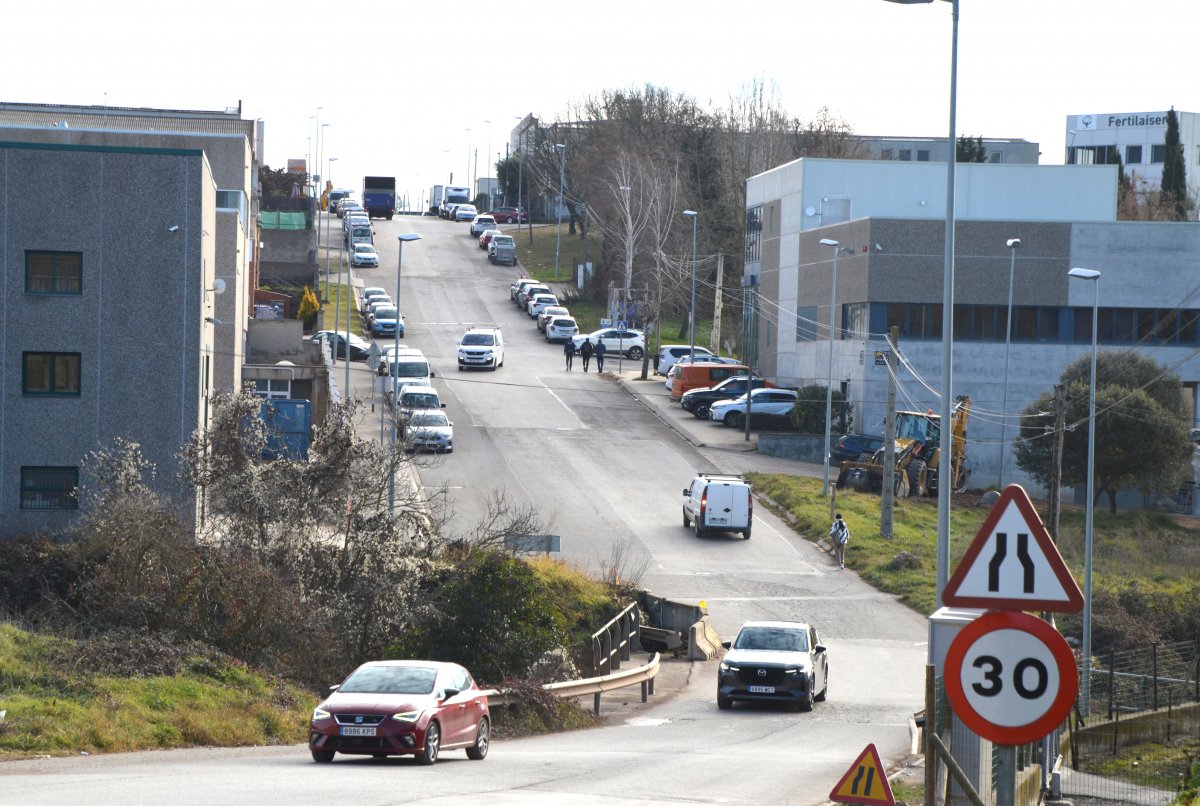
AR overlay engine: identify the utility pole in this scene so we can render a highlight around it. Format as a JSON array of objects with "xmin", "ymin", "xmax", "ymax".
[
  {"xmin": 711, "ymin": 252, "xmax": 724, "ymax": 353},
  {"xmin": 881, "ymin": 326, "xmax": 899, "ymax": 538},
  {"xmin": 1048, "ymin": 383, "xmax": 1066, "ymax": 541}
]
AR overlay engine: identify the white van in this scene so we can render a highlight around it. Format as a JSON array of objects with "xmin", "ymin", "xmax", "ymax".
[
  {"xmin": 682, "ymin": 473, "xmax": 753, "ymax": 539},
  {"xmin": 382, "ymin": 349, "xmax": 435, "ymax": 401}
]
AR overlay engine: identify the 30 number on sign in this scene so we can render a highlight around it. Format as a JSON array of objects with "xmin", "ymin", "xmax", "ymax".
[{"xmin": 971, "ymin": 654, "xmax": 1049, "ymax": 701}]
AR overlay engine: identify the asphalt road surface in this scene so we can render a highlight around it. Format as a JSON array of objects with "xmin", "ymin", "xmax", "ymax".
[{"xmin": 0, "ymin": 214, "xmax": 929, "ymax": 805}]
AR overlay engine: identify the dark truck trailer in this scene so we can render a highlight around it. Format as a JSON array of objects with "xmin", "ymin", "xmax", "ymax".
[{"xmin": 362, "ymin": 176, "xmax": 396, "ymax": 220}]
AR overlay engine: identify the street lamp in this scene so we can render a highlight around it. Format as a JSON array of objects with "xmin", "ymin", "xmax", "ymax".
[
  {"xmin": 1069, "ymin": 266, "xmax": 1100, "ymax": 714},
  {"xmin": 885, "ymin": 0, "xmax": 959, "ymax": 605},
  {"xmin": 484, "ymin": 119, "xmax": 491, "ymax": 208},
  {"xmin": 465, "ymin": 128, "xmax": 471, "ymax": 192},
  {"xmin": 682, "ymin": 210, "xmax": 698, "ymax": 363},
  {"xmin": 818, "ymin": 238, "xmax": 844, "ymax": 497},
  {"xmin": 554, "ymin": 143, "xmax": 566, "ymax": 280},
  {"xmin": 999, "ymin": 238, "xmax": 1020, "ymax": 487},
  {"xmin": 324, "ymin": 157, "xmax": 338, "ymax": 301},
  {"xmin": 389, "ymin": 233, "xmax": 423, "ymax": 517},
  {"xmin": 620, "ymin": 186, "xmax": 633, "ymax": 325}
]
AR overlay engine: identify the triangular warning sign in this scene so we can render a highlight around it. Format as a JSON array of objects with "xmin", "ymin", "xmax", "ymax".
[
  {"xmin": 944, "ymin": 484, "xmax": 1083, "ymax": 612},
  {"xmin": 829, "ymin": 743, "xmax": 894, "ymax": 805}
]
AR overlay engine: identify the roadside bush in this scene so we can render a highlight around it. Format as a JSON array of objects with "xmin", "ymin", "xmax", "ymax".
[{"xmin": 789, "ymin": 384, "xmax": 851, "ymax": 434}]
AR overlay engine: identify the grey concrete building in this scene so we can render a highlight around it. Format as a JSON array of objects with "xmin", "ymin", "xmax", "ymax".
[
  {"xmin": 745, "ymin": 158, "xmax": 1200, "ymax": 500},
  {"xmin": 0, "ymin": 138, "xmax": 216, "ymax": 535},
  {"xmin": 857, "ymin": 135, "xmax": 1040, "ymax": 165}
]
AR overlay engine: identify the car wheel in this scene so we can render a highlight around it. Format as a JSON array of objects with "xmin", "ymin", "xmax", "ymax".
[
  {"xmin": 717, "ymin": 693, "xmax": 732, "ymax": 710},
  {"xmin": 693, "ymin": 403, "xmax": 711, "ymax": 419},
  {"xmin": 628, "ymin": 346, "xmax": 644, "ymax": 360},
  {"xmin": 743, "ymin": 527, "xmax": 752, "ymax": 540},
  {"xmin": 465, "ymin": 717, "xmax": 490, "ymax": 760},
  {"xmin": 311, "ymin": 749, "xmax": 335, "ymax": 763},
  {"xmin": 798, "ymin": 689, "xmax": 815, "ymax": 712},
  {"xmin": 724, "ymin": 411, "xmax": 743, "ymax": 429},
  {"xmin": 417, "ymin": 721, "xmax": 440, "ymax": 765},
  {"xmin": 693, "ymin": 518, "xmax": 706, "ymax": 539},
  {"xmin": 815, "ymin": 668, "xmax": 828, "ymax": 702},
  {"xmin": 682, "ymin": 508, "xmax": 690, "ymax": 528}
]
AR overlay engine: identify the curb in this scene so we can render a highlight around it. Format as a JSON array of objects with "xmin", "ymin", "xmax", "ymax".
[{"xmin": 612, "ymin": 374, "xmax": 759, "ymax": 452}]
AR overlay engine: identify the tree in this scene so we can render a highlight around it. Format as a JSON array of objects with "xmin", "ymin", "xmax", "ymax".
[
  {"xmin": 1162, "ymin": 107, "xmax": 1188, "ymax": 221},
  {"xmin": 789, "ymin": 384, "xmax": 852, "ymax": 434},
  {"xmin": 956, "ymin": 135, "xmax": 987, "ymax": 163},
  {"xmin": 297, "ymin": 285, "xmax": 319, "ymax": 330},
  {"xmin": 1015, "ymin": 351, "xmax": 1193, "ymax": 512}
]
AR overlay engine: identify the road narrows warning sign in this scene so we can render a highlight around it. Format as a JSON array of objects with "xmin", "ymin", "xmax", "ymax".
[
  {"xmin": 942, "ymin": 484, "xmax": 1083, "ymax": 612},
  {"xmin": 829, "ymin": 743, "xmax": 895, "ymax": 805}
]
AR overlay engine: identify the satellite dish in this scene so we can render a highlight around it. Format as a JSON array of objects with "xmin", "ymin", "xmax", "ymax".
[
  {"xmin": 805, "ymin": 206, "xmax": 817, "ymax": 217},
  {"xmin": 213, "ymin": 278, "xmax": 226, "ymax": 295}
]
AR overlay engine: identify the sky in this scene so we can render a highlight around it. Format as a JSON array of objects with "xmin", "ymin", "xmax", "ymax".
[{"xmin": 5, "ymin": 0, "xmax": 1199, "ymax": 211}]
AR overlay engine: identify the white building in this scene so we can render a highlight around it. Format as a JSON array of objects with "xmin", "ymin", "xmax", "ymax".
[{"xmin": 1067, "ymin": 109, "xmax": 1200, "ymax": 191}]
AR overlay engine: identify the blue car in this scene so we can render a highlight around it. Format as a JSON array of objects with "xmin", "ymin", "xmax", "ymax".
[{"xmin": 371, "ymin": 306, "xmax": 404, "ymax": 338}]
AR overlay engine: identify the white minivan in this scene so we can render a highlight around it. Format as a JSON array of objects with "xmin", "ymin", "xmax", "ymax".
[{"xmin": 682, "ymin": 473, "xmax": 753, "ymax": 539}]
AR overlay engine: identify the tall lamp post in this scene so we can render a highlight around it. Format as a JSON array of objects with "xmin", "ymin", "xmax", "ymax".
[
  {"xmin": 553, "ymin": 143, "xmax": 566, "ymax": 280},
  {"xmin": 682, "ymin": 210, "xmax": 698, "ymax": 362},
  {"xmin": 1069, "ymin": 266, "xmax": 1100, "ymax": 714},
  {"xmin": 324, "ymin": 157, "xmax": 338, "ymax": 300},
  {"xmin": 885, "ymin": 0, "xmax": 959, "ymax": 605},
  {"xmin": 818, "ymin": 238, "xmax": 844, "ymax": 497},
  {"xmin": 389, "ymin": 233, "xmax": 423, "ymax": 517},
  {"xmin": 483, "ymin": 119, "xmax": 491, "ymax": 208},
  {"xmin": 999, "ymin": 238, "xmax": 1020, "ymax": 487},
  {"xmin": 620, "ymin": 185, "xmax": 633, "ymax": 325}
]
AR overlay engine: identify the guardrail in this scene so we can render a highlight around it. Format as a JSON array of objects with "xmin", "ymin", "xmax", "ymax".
[
  {"xmin": 593, "ymin": 602, "xmax": 641, "ymax": 677},
  {"xmin": 489, "ymin": 652, "xmax": 661, "ymax": 716}
]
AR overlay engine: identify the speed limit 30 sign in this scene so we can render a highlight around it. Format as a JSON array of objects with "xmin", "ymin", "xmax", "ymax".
[{"xmin": 944, "ymin": 611, "xmax": 1078, "ymax": 745}]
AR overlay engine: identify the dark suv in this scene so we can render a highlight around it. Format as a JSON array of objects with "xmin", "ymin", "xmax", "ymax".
[
  {"xmin": 681, "ymin": 376, "xmax": 770, "ymax": 419},
  {"xmin": 830, "ymin": 434, "xmax": 885, "ymax": 465}
]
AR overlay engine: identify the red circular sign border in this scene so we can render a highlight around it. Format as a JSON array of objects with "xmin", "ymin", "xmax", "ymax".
[{"xmin": 944, "ymin": 611, "xmax": 1078, "ymax": 745}]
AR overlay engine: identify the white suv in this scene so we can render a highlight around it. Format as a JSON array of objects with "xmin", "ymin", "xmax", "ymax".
[{"xmin": 457, "ymin": 327, "xmax": 504, "ymax": 371}]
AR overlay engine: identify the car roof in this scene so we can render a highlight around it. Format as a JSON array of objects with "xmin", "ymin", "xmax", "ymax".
[{"xmin": 737, "ymin": 620, "xmax": 811, "ymax": 632}]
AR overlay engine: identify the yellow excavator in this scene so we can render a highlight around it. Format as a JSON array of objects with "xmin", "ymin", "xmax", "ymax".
[{"xmin": 836, "ymin": 396, "xmax": 971, "ymax": 497}]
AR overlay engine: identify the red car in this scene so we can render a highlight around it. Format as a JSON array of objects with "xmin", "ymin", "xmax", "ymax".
[
  {"xmin": 488, "ymin": 206, "xmax": 527, "ymax": 224},
  {"xmin": 309, "ymin": 660, "xmax": 491, "ymax": 765}
]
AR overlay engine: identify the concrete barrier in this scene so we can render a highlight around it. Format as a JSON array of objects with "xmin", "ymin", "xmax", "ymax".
[{"xmin": 689, "ymin": 616, "xmax": 721, "ymax": 661}]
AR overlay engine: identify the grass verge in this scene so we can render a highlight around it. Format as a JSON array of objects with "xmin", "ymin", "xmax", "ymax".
[{"xmin": 318, "ymin": 280, "xmax": 363, "ymax": 338}]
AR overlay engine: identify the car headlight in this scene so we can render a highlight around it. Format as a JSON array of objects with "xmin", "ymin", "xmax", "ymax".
[
  {"xmin": 391, "ymin": 710, "xmax": 422, "ymax": 723},
  {"xmin": 720, "ymin": 662, "xmax": 739, "ymax": 672},
  {"xmin": 312, "ymin": 707, "xmax": 332, "ymax": 721}
]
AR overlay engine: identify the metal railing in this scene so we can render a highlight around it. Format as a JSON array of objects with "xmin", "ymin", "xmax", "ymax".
[{"xmin": 592, "ymin": 602, "xmax": 641, "ymax": 678}]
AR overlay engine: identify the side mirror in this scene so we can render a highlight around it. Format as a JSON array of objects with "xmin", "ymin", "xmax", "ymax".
[
  {"xmin": 441, "ymin": 403, "xmax": 447, "ymax": 408},
  {"xmin": 814, "ymin": 644, "xmax": 827, "ymax": 654},
  {"xmin": 430, "ymin": 370, "xmax": 436, "ymax": 378},
  {"xmin": 683, "ymin": 488, "xmax": 690, "ymax": 497},
  {"xmin": 329, "ymin": 684, "xmax": 341, "ymax": 691},
  {"xmin": 721, "ymin": 641, "xmax": 732, "ymax": 650},
  {"xmin": 442, "ymin": 688, "xmax": 461, "ymax": 700}
]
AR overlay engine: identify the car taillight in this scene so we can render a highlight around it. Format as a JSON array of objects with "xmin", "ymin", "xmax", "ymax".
[
  {"xmin": 700, "ymin": 490, "xmax": 707, "ymax": 523},
  {"xmin": 747, "ymin": 488, "xmax": 753, "ymax": 519}
]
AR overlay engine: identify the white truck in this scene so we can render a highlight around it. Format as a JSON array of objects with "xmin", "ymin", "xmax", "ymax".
[
  {"xmin": 682, "ymin": 473, "xmax": 753, "ymax": 539},
  {"xmin": 428, "ymin": 185, "xmax": 444, "ymax": 216},
  {"xmin": 439, "ymin": 185, "xmax": 472, "ymax": 219}
]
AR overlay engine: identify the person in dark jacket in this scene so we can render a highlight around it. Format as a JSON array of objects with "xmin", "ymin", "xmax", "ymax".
[
  {"xmin": 563, "ymin": 338, "xmax": 577, "ymax": 370},
  {"xmin": 594, "ymin": 339, "xmax": 607, "ymax": 372},
  {"xmin": 579, "ymin": 338, "xmax": 595, "ymax": 372}
]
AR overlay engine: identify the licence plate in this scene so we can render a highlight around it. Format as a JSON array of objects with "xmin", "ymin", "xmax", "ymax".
[
  {"xmin": 340, "ymin": 726, "xmax": 377, "ymax": 737},
  {"xmin": 748, "ymin": 685, "xmax": 775, "ymax": 694}
]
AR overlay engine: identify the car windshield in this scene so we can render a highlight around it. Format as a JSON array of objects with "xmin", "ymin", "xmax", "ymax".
[
  {"xmin": 403, "ymin": 393, "xmax": 439, "ymax": 409},
  {"xmin": 375, "ymin": 307, "xmax": 398, "ymax": 319},
  {"xmin": 551, "ymin": 318, "xmax": 576, "ymax": 328},
  {"xmin": 410, "ymin": 412, "xmax": 449, "ymax": 427},
  {"xmin": 340, "ymin": 664, "xmax": 437, "ymax": 694},
  {"xmin": 462, "ymin": 334, "xmax": 495, "ymax": 346},
  {"xmin": 391, "ymin": 361, "xmax": 429, "ymax": 377},
  {"xmin": 734, "ymin": 627, "xmax": 808, "ymax": 652},
  {"xmin": 494, "ymin": 236, "xmax": 514, "ymax": 246}
]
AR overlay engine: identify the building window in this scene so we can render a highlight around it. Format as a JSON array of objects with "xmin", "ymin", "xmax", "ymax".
[
  {"xmin": 988, "ymin": 152, "xmax": 1003, "ymax": 164},
  {"xmin": 796, "ymin": 306, "xmax": 819, "ymax": 342},
  {"xmin": 253, "ymin": 378, "xmax": 291, "ymax": 400},
  {"xmin": 744, "ymin": 205, "xmax": 763, "ymax": 264},
  {"xmin": 844, "ymin": 303, "xmax": 869, "ymax": 339},
  {"xmin": 23, "ymin": 352, "xmax": 81, "ymax": 396},
  {"xmin": 880, "ymin": 148, "xmax": 894, "ymax": 160},
  {"xmin": 20, "ymin": 466, "xmax": 79, "ymax": 510},
  {"xmin": 898, "ymin": 149, "xmax": 912, "ymax": 161},
  {"xmin": 917, "ymin": 150, "xmax": 930, "ymax": 162},
  {"xmin": 1151, "ymin": 144, "xmax": 1166, "ymax": 164},
  {"xmin": 26, "ymin": 251, "xmax": 82, "ymax": 295},
  {"xmin": 1126, "ymin": 145, "xmax": 1143, "ymax": 164}
]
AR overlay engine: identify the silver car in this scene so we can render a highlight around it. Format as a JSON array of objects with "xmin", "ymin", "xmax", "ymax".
[{"xmin": 405, "ymin": 410, "xmax": 453, "ymax": 453}]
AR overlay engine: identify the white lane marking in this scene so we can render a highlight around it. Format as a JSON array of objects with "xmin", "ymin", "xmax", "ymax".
[{"xmin": 537, "ymin": 374, "xmax": 585, "ymax": 423}]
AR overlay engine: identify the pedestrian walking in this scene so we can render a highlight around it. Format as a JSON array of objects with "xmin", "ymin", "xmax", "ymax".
[
  {"xmin": 594, "ymin": 339, "xmax": 607, "ymax": 372},
  {"xmin": 563, "ymin": 338, "xmax": 577, "ymax": 370},
  {"xmin": 830, "ymin": 513, "xmax": 850, "ymax": 569},
  {"xmin": 579, "ymin": 338, "xmax": 594, "ymax": 372}
]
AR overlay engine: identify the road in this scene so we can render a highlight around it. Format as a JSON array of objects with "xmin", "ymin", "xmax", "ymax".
[{"xmin": 0, "ymin": 214, "xmax": 929, "ymax": 805}]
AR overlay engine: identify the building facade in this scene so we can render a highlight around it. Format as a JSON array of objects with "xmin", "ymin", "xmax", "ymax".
[{"xmin": 1067, "ymin": 109, "xmax": 1200, "ymax": 193}]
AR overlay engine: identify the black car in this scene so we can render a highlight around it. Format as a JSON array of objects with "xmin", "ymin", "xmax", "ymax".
[
  {"xmin": 681, "ymin": 376, "xmax": 770, "ymax": 419},
  {"xmin": 830, "ymin": 433, "xmax": 885, "ymax": 465},
  {"xmin": 309, "ymin": 331, "xmax": 370, "ymax": 361}
]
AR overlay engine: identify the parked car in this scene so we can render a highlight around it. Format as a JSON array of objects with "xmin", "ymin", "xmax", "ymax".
[
  {"xmin": 665, "ymin": 356, "xmax": 746, "ymax": 392},
  {"xmin": 488, "ymin": 235, "xmax": 517, "ymax": 266},
  {"xmin": 370, "ymin": 305, "xmax": 404, "ymax": 338},
  {"xmin": 709, "ymin": 388, "xmax": 800, "ymax": 429},
  {"xmin": 681, "ymin": 375, "xmax": 773, "ymax": 419},
  {"xmin": 510, "ymin": 278, "xmax": 542, "ymax": 302},
  {"xmin": 457, "ymin": 326, "xmax": 504, "ymax": 370},
  {"xmin": 309, "ymin": 659, "xmax": 489, "ymax": 763},
  {"xmin": 337, "ymin": 201, "xmax": 363, "ymax": 219},
  {"xmin": 670, "ymin": 363, "xmax": 758, "ymax": 402},
  {"xmin": 830, "ymin": 433, "xmax": 885, "ymax": 465},
  {"xmin": 656, "ymin": 344, "xmax": 715, "ymax": 377},
  {"xmin": 537, "ymin": 305, "xmax": 570, "ymax": 332},
  {"xmin": 516, "ymin": 284, "xmax": 551, "ymax": 308},
  {"xmin": 488, "ymin": 206, "xmax": 527, "ymax": 224},
  {"xmin": 454, "ymin": 204, "xmax": 478, "ymax": 222},
  {"xmin": 364, "ymin": 297, "xmax": 394, "ymax": 324},
  {"xmin": 469, "ymin": 215, "xmax": 498, "ymax": 238},
  {"xmin": 381, "ymin": 350, "xmax": 435, "ymax": 393},
  {"xmin": 351, "ymin": 243, "xmax": 379, "ymax": 267},
  {"xmin": 717, "ymin": 621, "xmax": 828, "ymax": 711},
  {"xmin": 362, "ymin": 286, "xmax": 387, "ymax": 303},
  {"xmin": 395, "ymin": 385, "xmax": 445, "ymax": 419},
  {"xmin": 682, "ymin": 472, "xmax": 753, "ymax": 539},
  {"xmin": 310, "ymin": 330, "xmax": 370, "ymax": 361},
  {"xmin": 544, "ymin": 316, "xmax": 579, "ymax": 343},
  {"xmin": 527, "ymin": 293, "xmax": 559, "ymax": 319},
  {"xmin": 479, "ymin": 229, "xmax": 503, "ymax": 250},
  {"xmin": 571, "ymin": 328, "xmax": 646, "ymax": 360},
  {"xmin": 406, "ymin": 410, "xmax": 454, "ymax": 453}
]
